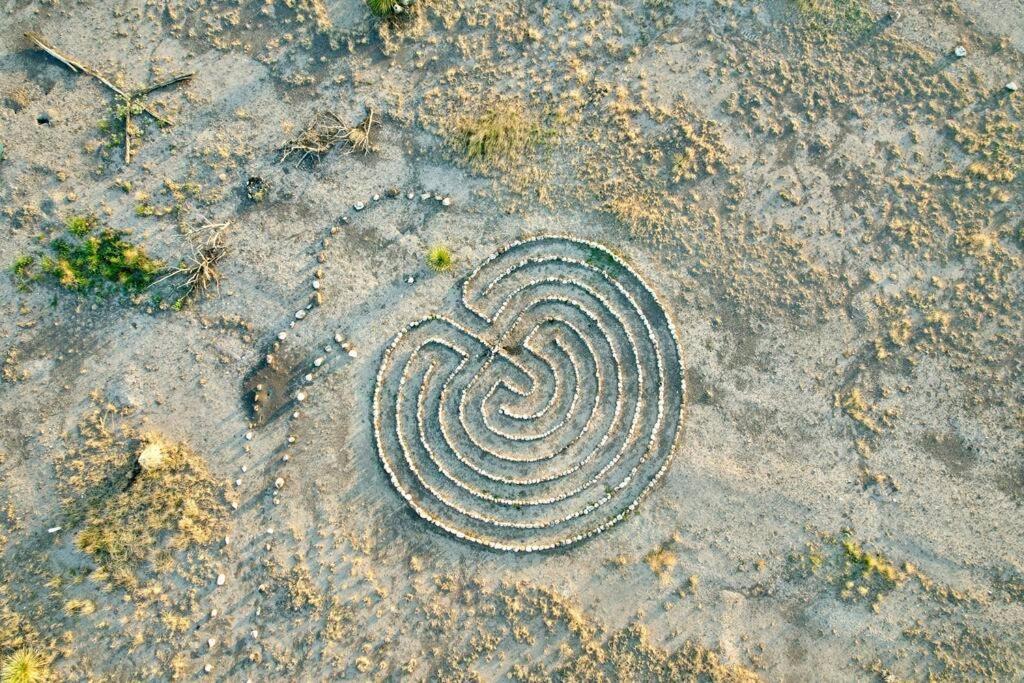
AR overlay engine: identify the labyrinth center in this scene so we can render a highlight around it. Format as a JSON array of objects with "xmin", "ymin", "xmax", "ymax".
[{"xmin": 373, "ymin": 236, "xmax": 685, "ymax": 551}]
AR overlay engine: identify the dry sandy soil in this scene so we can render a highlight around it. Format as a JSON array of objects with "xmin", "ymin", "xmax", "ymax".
[{"xmin": 1, "ymin": 0, "xmax": 1023, "ymax": 680}]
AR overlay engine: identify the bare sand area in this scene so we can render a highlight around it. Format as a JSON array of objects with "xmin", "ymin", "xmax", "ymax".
[{"xmin": 1, "ymin": 0, "xmax": 1022, "ymax": 680}]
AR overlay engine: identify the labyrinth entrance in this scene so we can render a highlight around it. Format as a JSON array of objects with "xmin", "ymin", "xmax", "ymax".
[{"xmin": 372, "ymin": 236, "xmax": 685, "ymax": 551}]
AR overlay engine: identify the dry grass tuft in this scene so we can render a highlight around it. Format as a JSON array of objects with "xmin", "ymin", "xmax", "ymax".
[
  {"xmin": 344, "ymin": 108, "xmax": 377, "ymax": 155},
  {"xmin": 76, "ymin": 436, "xmax": 227, "ymax": 587},
  {"xmin": 452, "ymin": 101, "xmax": 549, "ymax": 170}
]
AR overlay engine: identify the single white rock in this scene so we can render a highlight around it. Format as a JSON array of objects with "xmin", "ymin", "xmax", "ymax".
[
  {"xmin": 204, "ymin": 664, "xmax": 212, "ymax": 674},
  {"xmin": 442, "ymin": 197, "xmax": 452, "ymax": 207},
  {"xmin": 47, "ymin": 526, "xmax": 61, "ymax": 534},
  {"xmin": 420, "ymin": 192, "xmax": 431, "ymax": 200},
  {"xmin": 296, "ymin": 390, "xmax": 307, "ymax": 402},
  {"xmin": 312, "ymin": 279, "xmax": 321, "ymax": 290},
  {"xmin": 334, "ymin": 332, "xmax": 344, "ymax": 343},
  {"xmin": 407, "ymin": 192, "xmax": 415, "ymax": 199},
  {"xmin": 304, "ymin": 373, "xmax": 313, "ymax": 382},
  {"xmin": 283, "ymin": 454, "xmax": 290, "ymax": 462},
  {"xmin": 235, "ymin": 478, "xmax": 242, "ymax": 486},
  {"xmin": 1008, "ymin": 81, "xmax": 1020, "ymax": 92},
  {"xmin": 954, "ymin": 45, "xmax": 967, "ymax": 58},
  {"xmin": 207, "ymin": 638, "xmax": 216, "ymax": 648},
  {"xmin": 216, "ymin": 573, "xmax": 226, "ymax": 586},
  {"xmin": 314, "ymin": 357, "xmax": 324, "ymax": 367},
  {"xmin": 373, "ymin": 193, "xmax": 380, "ymax": 201},
  {"xmin": 211, "ymin": 609, "xmax": 218, "ymax": 618},
  {"xmin": 295, "ymin": 310, "xmax": 306, "ymax": 320},
  {"xmin": 275, "ymin": 477, "xmax": 284, "ymax": 489},
  {"xmin": 277, "ymin": 331, "xmax": 287, "ymax": 341},
  {"xmin": 348, "ymin": 349, "xmax": 358, "ymax": 358},
  {"xmin": 354, "ymin": 202, "xmax": 365, "ymax": 210},
  {"xmin": 245, "ymin": 431, "xmax": 253, "ymax": 441},
  {"xmin": 406, "ymin": 276, "xmax": 415, "ymax": 284}
]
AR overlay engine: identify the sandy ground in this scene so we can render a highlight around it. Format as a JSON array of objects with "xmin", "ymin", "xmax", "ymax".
[{"xmin": 1, "ymin": 0, "xmax": 1022, "ymax": 680}]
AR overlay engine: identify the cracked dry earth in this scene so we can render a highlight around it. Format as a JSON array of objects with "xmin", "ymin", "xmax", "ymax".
[{"xmin": 1, "ymin": 0, "xmax": 1023, "ymax": 681}]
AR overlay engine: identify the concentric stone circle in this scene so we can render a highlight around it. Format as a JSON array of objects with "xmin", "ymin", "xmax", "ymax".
[{"xmin": 372, "ymin": 235, "xmax": 685, "ymax": 551}]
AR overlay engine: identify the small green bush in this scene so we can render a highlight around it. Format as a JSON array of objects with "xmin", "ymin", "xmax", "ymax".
[
  {"xmin": 366, "ymin": 0, "xmax": 399, "ymax": 17},
  {"xmin": 426, "ymin": 245, "xmax": 453, "ymax": 272},
  {"xmin": 11, "ymin": 216, "xmax": 163, "ymax": 296},
  {"xmin": 1, "ymin": 649, "xmax": 48, "ymax": 683}
]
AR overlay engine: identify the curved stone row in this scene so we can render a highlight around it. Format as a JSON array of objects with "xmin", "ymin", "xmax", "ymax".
[{"xmin": 372, "ymin": 235, "xmax": 685, "ymax": 551}]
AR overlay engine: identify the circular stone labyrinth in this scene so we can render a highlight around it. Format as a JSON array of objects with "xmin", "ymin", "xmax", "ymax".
[{"xmin": 373, "ymin": 236, "xmax": 685, "ymax": 551}]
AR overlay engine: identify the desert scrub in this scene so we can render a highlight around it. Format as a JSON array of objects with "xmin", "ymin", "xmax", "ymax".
[
  {"xmin": 76, "ymin": 435, "xmax": 228, "ymax": 587},
  {"xmin": 426, "ymin": 245, "xmax": 453, "ymax": 272},
  {"xmin": 791, "ymin": 0, "xmax": 874, "ymax": 35},
  {"xmin": 453, "ymin": 101, "xmax": 551, "ymax": 170},
  {"xmin": 366, "ymin": 0, "xmax": 398, "ymax": 16},
  {"xmin": 9, "ymin": 256, "xmax": 37, "ymax": 291},
  {"xmin": 25, "ymin": 216, "xmax": 163, "ymax": 295},
  {"xmin": 1, "ymin": 649, "xmax": 48, "ymax": 683}
]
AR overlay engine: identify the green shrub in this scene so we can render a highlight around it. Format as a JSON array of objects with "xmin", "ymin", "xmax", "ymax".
[{"xmin": 426, "ymin": 245, "xmax": 453, "ymax": 272}]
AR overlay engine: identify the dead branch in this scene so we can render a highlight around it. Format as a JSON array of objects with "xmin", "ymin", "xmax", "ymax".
[
  {"xmin": 280, "ymin": 111, "xmax": 347, "ymax": 164},
  {"xmin": 152, "ymin": 220, "xmax": 229, "ymax": 302},
  {"xmin": 25, "ymin": 32, "xmax": 190, "ymax": 163},
  {"xmin": 25, "ymin": 32, "xmax": 126, "ymax": 96}
]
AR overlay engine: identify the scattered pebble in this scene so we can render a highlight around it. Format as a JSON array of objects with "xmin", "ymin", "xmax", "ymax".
[{"xmin": 216, "ymin": 573, "xmax": 226, "ymax": 586}]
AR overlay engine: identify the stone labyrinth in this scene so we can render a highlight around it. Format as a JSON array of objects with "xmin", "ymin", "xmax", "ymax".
[{"xmin": 373, "ymin": 236, "xmax": 685, "ymax": 551}]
